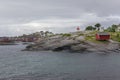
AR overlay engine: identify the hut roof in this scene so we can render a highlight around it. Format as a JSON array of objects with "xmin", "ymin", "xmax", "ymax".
[{"xmin": 97, "ymin": 32, "xmax": 110, "ymax": 35}]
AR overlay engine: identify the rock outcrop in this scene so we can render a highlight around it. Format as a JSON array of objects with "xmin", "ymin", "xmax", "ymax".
[{"xmin": 24, "ymin": 34, "xmax": 120, "ymax": 53}]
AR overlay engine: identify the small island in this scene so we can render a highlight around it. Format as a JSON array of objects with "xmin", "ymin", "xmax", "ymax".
[{"xmin": 23, "ymin": 23, "xmax": 120, "ymax": 53}]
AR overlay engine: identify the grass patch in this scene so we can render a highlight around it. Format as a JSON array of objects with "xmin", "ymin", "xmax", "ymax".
[
  {"xmin": 110, "ymin": 32, "xmax": 120, "ymax": 42},
  {"xmin": 103, "ymin": 32, "xmax": 120, "ymax": 42},
  {"xmin": 78, "ymin": 33, "xmax": 84, "ymax": 36},
  {"xmin": 62, "ymin": 33, "xmax": 71, "ymax": 37}
]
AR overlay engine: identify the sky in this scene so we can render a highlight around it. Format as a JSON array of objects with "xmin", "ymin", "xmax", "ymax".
[{"xmin": 0, "ymin": 0, "xmax": 120, "ymax": 36}]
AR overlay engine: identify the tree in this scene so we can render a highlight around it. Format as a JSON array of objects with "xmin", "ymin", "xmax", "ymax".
[
  {"xmin": 45, "ymin": 31, "xmax": 49, "ymax": 37},
  {"xmin": 85, "ymin": 26, "xmax": 96, "ymax": 31},
  {"xmin": 95, "ymin": 23, "xmax": 101, "ymax": 31},
  {"xmin": 33, "ymin": 32, "xmax": 41, "ymax": 38},
  {"xmin": 106, "ymin": 24, "xmax": 118, "ymax": 32},
  {"xmin": 22, "ymin": 34, "xmax": 27, "ymax": 38},
  {"xmin": 105, "ymin": 27, "xmax": 112, "ymax": 32},
  {"xmin": 40, "ymin": 31, "xmax": 44, "ymax": 37},
  {"xmin": 111, "ymin": 24, "xmax": 117, "ymax": 32}
]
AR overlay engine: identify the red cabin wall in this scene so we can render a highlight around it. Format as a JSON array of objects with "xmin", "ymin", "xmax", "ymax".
[
  {"xmin": 96, "ymin": 34, "xmax": 110, "ymax": 40},
  {"xmin": 99, "ymin": 35, "xmax": 110, "ymax": 40}
]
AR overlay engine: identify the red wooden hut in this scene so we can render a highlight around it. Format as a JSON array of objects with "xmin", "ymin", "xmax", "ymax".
[{"xmin": 96, "ymin": 32, "xmax": 110, "ymax": 40}]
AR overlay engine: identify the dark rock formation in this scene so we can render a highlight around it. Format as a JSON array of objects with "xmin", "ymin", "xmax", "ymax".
[{"xmin": 24, "ymin": 35, "xmax": 120, "ymax": 53}]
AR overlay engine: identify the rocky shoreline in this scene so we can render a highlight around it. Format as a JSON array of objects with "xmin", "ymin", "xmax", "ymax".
[{"xmin": 24, "ymin": 32, "xmax": 120, "ymax": 53}]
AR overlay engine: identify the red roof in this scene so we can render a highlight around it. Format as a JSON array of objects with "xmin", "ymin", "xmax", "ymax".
[{"xmin": 96, "ymin": 32, "xmax": 110, "ymax": 35}]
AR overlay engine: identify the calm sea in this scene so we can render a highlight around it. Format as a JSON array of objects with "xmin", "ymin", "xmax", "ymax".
[{"xmin": 0, "ymin": 44, "xmax": 120, "ymax": 80}]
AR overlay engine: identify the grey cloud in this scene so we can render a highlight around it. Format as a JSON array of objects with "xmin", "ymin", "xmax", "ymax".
[{"xmin": 0, "ymin": 0, "xmax": 120, "ymax": 36}]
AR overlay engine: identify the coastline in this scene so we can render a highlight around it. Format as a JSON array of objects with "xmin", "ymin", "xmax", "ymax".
[{"xmin": 24, "ymin": 31, "xmax": 120, "ymax": 53}]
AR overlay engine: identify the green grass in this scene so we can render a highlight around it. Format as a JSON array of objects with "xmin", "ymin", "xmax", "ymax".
[
  {"xmin": 78, "ymin": 33, "xmax": 84, "ymax": 36},
  {"xmin": 109, "ymin": 32, "xmax": 120, "ymax": 42},
  {"xmin": 62, "ymin": 33, "xmax": 71, "ymax": 37}
]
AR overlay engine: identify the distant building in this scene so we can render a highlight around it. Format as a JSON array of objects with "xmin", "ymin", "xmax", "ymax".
[
  {"xmin": 0, "ymin": 37, "xmax": 13, "ymax": 42},
  {"xmin": 96, "ymin": 32, "xmax": 110, "ymax": 40},
  {"xmin": 116, "ymin": 24, "xmax": 120, "ymax": 32},
  {"xmin": 100, "ymin": 27, "xmax": 104, "ymax": 32},
  {"xmin": 21, "ymin": 36, "xmax": 39, "ymax": 42}
]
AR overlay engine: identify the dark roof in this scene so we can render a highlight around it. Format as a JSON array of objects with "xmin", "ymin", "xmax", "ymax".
[{"xmin": 96, "ymin": 32, "xmax": 110, "ymax": 35}]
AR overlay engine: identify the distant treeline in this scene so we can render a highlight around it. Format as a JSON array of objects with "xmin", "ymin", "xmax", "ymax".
[{"xmin": 85, "ymin": 23, "xmax": 120, "ymax": 32}]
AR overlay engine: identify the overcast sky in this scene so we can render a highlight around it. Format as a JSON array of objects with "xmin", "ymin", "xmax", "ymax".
[{"xmin": 0, "ymin": 0, "xmax": 120, "ymax": 36}]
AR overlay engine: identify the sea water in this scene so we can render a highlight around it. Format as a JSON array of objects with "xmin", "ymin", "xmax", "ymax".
[{"xmin": 0, "ymin": 44, "xmax": 120, "ymax": 80}]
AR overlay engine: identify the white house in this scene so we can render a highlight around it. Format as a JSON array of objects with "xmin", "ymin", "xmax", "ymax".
[
  {"xmin": 100, "ymin": 27, "xmax": 104, "ymax": 32},
  {"xmin": 116, "ymin": 24, "xmax": 120, "ymax": 32}
]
